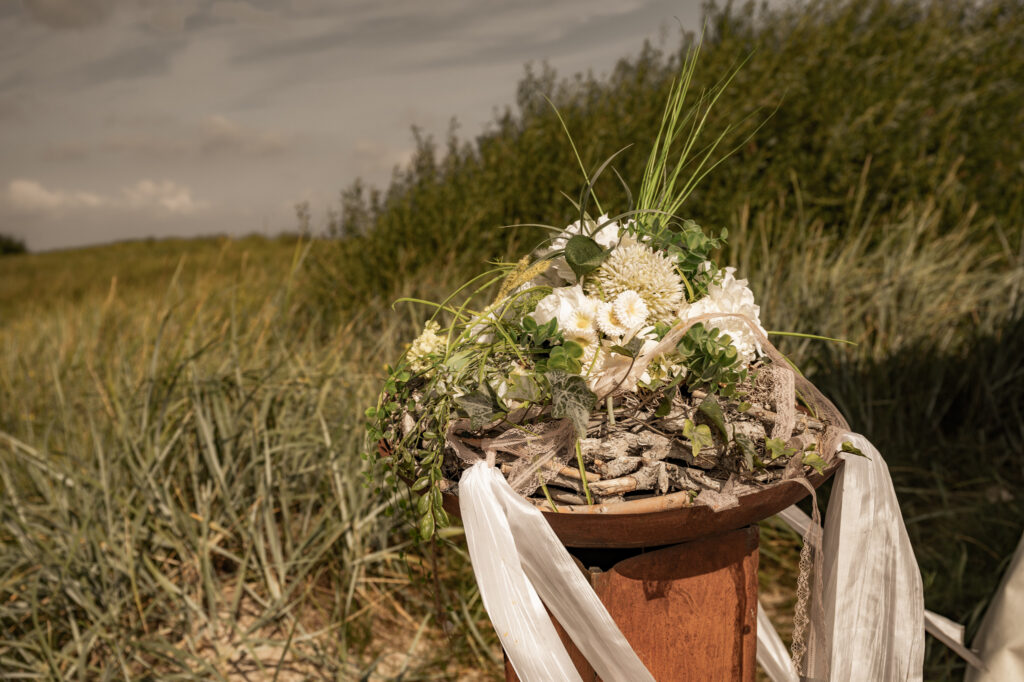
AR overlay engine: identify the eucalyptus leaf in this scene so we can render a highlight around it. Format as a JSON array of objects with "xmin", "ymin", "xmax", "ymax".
[{"xmin": 564, "ymin": 234, "xmax": 607, "ymax": 280}]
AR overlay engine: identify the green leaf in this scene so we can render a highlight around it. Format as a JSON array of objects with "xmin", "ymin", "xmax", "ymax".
[
  {"xmin": 564, "ymin": 234, "xmax": 607, "ymax": 280},
  {"xmin": 697, "ymin": 394, "xmax": 728, "ymax": 441},
  {"xmin": 418, "ymin": 511, "xmax": 435, "ymax": 540},
  {"xmin": 561, "ymin": 340, "xmax": 584, "ymax": 359},
  {"xmin": 840, "ymin": 441, "xmax": 868, "ymax": 458},
  {"xmin": 454, "ymin": 390, "xmax": 500, "ymax": 430},
  {"xmin": 654, "ymin": 391, "xmax": 675, "ymax": 418},
  {"xmin": 547, "ymin": 371, "xmax": 597, "ymax": 438},
  {"xmin": 411, "ymin": 476, "xmax": 430, "ymax": 492},
  {"xmin": 734, "ymin": 433, "xmax": 759, "ymax": 470},
  {"xmin": 682, "ymin": 419, "xmax": 714, "ymax": 459},
  {"xmin": 737, "ymin": 401, "xmax": 752, "ymax": 413},
  {"xmin": 764, "ymin": 437, "xmax": 793, "ymax": 461},
  {"xmin": 505, "ymin": 374, "xmax": 542, "ymax": 403},
  {"xmin": 802, "ymin": 451, "xmax": 827, "ymax": 475}
]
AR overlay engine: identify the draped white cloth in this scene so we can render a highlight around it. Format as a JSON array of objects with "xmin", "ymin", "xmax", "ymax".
[
  {"xmin": 459, "ymin": 462, "xmax": 654, "ymax": 682},
  {"xmin": 964, "ymin": 531, "xmax": 1024, "ymax": 682},
  {"xmin": 460, "ymin": 434, "xmax": 933, "ymax": 681}
]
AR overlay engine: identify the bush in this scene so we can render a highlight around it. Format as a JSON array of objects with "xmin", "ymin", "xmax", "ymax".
[{"xmin": 0, "ymin": 233, "xmax": 26, "ymax": 255}]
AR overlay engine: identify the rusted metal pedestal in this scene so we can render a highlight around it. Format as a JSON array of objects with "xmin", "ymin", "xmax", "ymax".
[{"xmin": 503, "ymin": 526, "xmax": 759, "ymax": 682}]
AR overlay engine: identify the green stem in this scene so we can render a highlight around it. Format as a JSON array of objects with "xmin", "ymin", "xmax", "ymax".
[
  {"xmin": 606, "ymin": 396, "xmax": 616, "ymax": 427},
  {"xmin": 538, "ymin": 475, "xmax": 560, "ymax": 513},
  {"xmin": 575, "ymin": 439, "xmax": 593, "ymax": 506}
]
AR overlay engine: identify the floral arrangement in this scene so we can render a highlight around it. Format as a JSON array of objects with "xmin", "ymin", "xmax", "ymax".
[{"xmin": 366, "ymin": 59, "xmax": 850, "ymax": 540}]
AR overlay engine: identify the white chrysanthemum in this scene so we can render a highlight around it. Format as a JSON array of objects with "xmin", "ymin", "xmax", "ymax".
[
  {"xmin": 589, "ymin": 243, "xmax": 683, "ymax": 323},
  {"xmin": 534, "ymin": 215, "xmax": 637, "ymax": 283},
  {"xmin": 613, "ymin": 290, "xmax": 648, "ymax": 330},
  {"xmin": 407, "ymin": 321, "xmax": 446, "ymax": 372},
  {"xmin": 677, "ymin": 267, "xmax": 766, "ymax": 364},
  {"xmin": 596, "ymin": 301, "xmax": 628, "ymax": 337}
]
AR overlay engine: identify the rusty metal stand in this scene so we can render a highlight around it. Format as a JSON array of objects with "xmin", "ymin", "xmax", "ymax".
[{"xmin": 504, "ymin": 526, "xmax": 759, "ymax": 682}]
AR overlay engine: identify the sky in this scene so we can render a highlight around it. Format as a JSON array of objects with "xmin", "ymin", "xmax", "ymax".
[{"xmin": 0, "ymin": 0, "xmax": 704, "ymax": 252}]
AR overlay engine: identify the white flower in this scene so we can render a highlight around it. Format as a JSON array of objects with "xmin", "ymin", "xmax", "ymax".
[
  {"xmin": 535, "ymin": 215, "xmax": 636, "ymax": 283},
  {"xmin": 528, "ymin": 285, "xmax": 601, "ymax": 338},
  {"xmin": 564, "ymin": 301, "xmax": 599, "ymax": 337},
  {"xmin": 589, "ymin": 243, "xmax": 684, "ymax": 323},
  {"xmin": 407, "ymin": 321, "xmax": 446, "ymax": 372},
  {"xmin": 677, "ymin": 267, "xmax": 766, "ymax": 364},
  {"xmin": 587, "ymin": 337, "xmax": 659, "ymax": 393},
  {"xmin": 596, "ymin": 301, "xmax": 628, "ymax": 337},
  {"xmin": 613, "ymin": 290, "xmax": 648, "ymax": 330},
  {"xmin": 567, "ymin": 331, "xmax": 602, "ymax": 369},
  {"xmin": 596, "ymin": 290, "xmax": 648, "ymax": 338}
]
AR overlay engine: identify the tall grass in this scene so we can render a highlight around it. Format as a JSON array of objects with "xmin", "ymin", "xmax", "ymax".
[{"xmin": 0, "ymin": 240, "xmax": 499, "ymax": 679}]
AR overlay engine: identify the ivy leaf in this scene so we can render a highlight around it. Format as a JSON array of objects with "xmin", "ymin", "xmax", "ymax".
[
  {"xmin": 547, "ymin": 371, "xmax": 597, "ymax": 438},
  {"xmin": 764, "ymin": 437, "xmax": 794, "ymax": 461},
  {"xmin": 802, "ymin": 451, "xmax": 827, "ymax": 475},
  {"xmin": 734, "ymin": 433, "xmax": 760, "ymax": 470},
  {"xmin": 505, "ymin": 374, "xmax": 542, "ymax": 403},
  {"xmin": 454, "ymin": 390, "xmax": 500, "ymax": 430},
  {"xmin": 697, "ymin": 394, "xmax": 729, "ymax": 441},
  {"xmin": 682, "ymin": 418, "xmax": 714, "ymax": 459},
  {"xmin": 564, "ymin": 234, "xmax": 607, "ymax": 280}
]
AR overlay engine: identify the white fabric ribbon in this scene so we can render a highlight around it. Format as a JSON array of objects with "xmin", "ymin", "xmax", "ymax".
[
  {"xmin": 461, "ymin": 432, "xmax": 932, "ymax": 681},
  {"xmin": 759, "ymin": 433, "xmax": 931, "ymax": 680},
  {"xmin": 459, "ymin": 461, "xmax": 655, "ymax": 682}
]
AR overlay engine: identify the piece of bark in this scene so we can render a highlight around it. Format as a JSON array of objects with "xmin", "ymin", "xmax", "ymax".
[{"xmin": 593, "ymin": 456, "xmax": 642, "ymax": 478}]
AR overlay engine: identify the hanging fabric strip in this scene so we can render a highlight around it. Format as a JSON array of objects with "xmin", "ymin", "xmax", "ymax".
[
  {"xmin": 757, "ymin": 600, "xmax": 799, "ymax": 682},
  {"xmin": 805, "ymin": 432, "xmax": 925, "ymax": 681},
  {"xmin": 459, "ymin": 461, "xmax": 655, "ymax": 682},
  {"xmin": 776, "ymin": 505, "xmax": 985, "ymax": 672}
]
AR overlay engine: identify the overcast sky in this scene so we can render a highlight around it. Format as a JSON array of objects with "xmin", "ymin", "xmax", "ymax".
[{"xmin": 0, "ymin": 0, "xmax": 703, "ymax": 252}]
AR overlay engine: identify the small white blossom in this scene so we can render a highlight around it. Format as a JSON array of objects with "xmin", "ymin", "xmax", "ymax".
[
  {"xmin": 613, "ymin": 290, "xmax": 648, "ymax": 331},
  {"xmin": 677, "ymin": 267, "xmax": 766, "ymax": 364},
  {"xmin": 596, "ymin": 301, "xmax": 628, "ymax": 337},
  {"xmin": 407, "ymin": 321, "xmax": 446, "ymax": 372}
]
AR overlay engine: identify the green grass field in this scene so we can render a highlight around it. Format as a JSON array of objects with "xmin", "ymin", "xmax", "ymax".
[{"xmin": 2, "ymin": 0, "xmax": 1022, "ymax": 679}]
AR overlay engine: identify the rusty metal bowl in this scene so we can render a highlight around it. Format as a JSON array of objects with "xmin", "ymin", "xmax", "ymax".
[
  {"xmin": 439, "ymin": 464, "xmax": 839, "ymax": 549},
  {"xmin": 376, "ymin": 438, "xmax": 841, "ymax": 549}
]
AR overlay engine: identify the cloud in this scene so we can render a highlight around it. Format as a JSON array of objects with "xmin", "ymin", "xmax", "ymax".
[
  {"xmin": 7, "ymin": 179, "xmax": 206, "ymax": 214},
  {"xmin": 78, "ymin": 40, "xmax": 184, "ymax": 84},
  {"xmin": 40, "ymin": 115, "xmax": 291, "ymax": 161},
  {"xmin": 199, "ymin": 115, "xmax": 288, "ymax": 157},
  {"xmin": 21, "ymin": 0, "xmax": 117, "ymax": 29}
]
